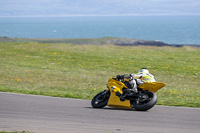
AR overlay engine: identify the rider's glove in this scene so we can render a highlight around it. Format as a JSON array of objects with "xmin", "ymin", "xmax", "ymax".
[
  {"xmin": 116, "ymin": 75, "xmax": 121, "ymax": 80},
  {"xmin": 116, "ymin": 75, "xmax": 124, "ymax": 80}
]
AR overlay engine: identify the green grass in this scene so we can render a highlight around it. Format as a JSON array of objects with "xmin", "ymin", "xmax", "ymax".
[{"xmin": 0, "ymin": 42, "xmax": 200, "ymax": 107}]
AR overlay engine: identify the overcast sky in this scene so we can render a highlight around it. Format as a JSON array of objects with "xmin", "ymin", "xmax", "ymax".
[{"xmin": 0, "ymin": 0, "xmax": 200, "ymax": 16}]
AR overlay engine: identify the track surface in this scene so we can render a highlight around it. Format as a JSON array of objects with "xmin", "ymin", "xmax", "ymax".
[{"xmin": 0, "ymin": 92, "xmax": 200, "ymax": 133}]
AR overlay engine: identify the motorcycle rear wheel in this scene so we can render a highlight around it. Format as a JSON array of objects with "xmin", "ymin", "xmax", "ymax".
[
  {"xmin": 91, "ymin": 91, "xmax": 110, "ymax": 108},
  {"xmin": 132, "ymin": 91, "xmax": 157, "ymax": 111}
]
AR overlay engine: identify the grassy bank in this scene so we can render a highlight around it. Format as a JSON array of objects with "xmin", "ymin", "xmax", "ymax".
[{"xmin": 0, "ymin": 42, "xmax": 199, "ymax": 107}]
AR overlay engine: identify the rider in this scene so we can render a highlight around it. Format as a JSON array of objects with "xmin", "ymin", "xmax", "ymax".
[
  {"xmin": 117, "ymin": 68, "xmax": 156, "ymax": 100},
  {"xmin": 134, "ymin": 68, "xmax": 156, "ymax": 84}
]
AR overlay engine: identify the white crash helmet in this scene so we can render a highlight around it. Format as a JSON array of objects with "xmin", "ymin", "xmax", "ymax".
[{"xmin": 138, "ymin": 68, "xmax": 149, "ymax": 74}]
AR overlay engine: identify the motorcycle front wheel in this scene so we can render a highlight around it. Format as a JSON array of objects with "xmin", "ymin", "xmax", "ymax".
[
  {"xmin": 91, "ymin": 91, "xmax": 110, "ymax": 108},
  {"xmin": 132, "ymin": 91, "xmax": 157, "ymax": 111}
]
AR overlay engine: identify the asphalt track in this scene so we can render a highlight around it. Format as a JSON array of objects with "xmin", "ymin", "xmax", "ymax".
[{"xmin": 0, "ymin": 92, "xmax": 200, "ymax": 133}]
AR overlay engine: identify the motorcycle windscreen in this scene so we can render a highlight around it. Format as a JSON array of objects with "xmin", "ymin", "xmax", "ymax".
[{"xmin": 138, "ymin": 82, "xmax": 165, "ymax": 93}]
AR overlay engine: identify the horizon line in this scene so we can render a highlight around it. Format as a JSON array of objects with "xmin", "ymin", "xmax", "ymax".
[{"xmin": 0, "ymin": 13, "xmax": 200, "ymax": 17}]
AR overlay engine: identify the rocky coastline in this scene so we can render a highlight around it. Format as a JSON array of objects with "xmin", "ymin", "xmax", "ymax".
[{"xmin": 0, "ymin": 37, "xmax": 199, "ymax": 48}]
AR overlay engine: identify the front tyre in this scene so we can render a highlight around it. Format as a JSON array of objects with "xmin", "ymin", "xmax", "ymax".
[
  {"xmin": 133, "ymin": 91, "xmax": 157, "ymax": 111},
  {"xmin": 91, "ymin": 91, "xmax": 110, "ymax": 108}
]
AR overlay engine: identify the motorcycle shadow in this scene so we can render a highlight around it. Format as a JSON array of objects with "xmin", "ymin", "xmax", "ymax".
[{"xmin": 85, "ymin": 107, "xmax": 143, "ymax": 112}]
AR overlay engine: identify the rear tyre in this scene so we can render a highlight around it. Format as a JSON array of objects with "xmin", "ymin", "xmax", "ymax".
[
  {"xmin": 133, "ymin": 91, "xmax": 157, "ymax": 111},
  {"xmin": 91, "ymin": 91, "xmax": 110, "ymax": 108}
]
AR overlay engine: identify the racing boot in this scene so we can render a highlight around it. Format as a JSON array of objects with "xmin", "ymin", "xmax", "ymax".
[
  {"xmin": 115, "ymin": 89, "xmax": 127, "ymax": 101},
  {"xmin": 119, "ymin": 91, "xmax": 127, "ymax": 101}
]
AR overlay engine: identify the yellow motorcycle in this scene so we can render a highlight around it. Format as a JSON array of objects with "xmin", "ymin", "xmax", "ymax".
[{"xmin": 91, "ymin": 75, "xmax": 165, "ymax": 111}]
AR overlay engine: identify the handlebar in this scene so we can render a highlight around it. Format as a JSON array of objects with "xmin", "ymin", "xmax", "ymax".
[{"xmin": 116, "ymin": 74, "xmax": 135, "ymax": 81}]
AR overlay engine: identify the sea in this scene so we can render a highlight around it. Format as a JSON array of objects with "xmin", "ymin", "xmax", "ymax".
[{"xmin": 0, "ymin": 15, "xmax": 200, "ymax": 45}]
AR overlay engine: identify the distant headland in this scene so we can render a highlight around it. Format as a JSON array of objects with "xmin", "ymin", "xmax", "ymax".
[{"xmin": 0, "ymin": 37, "xmax": 199, "ymax": 48}]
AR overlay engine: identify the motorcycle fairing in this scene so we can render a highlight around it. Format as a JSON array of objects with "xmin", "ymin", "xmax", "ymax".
[
  {"xmin": 107, "ymin": 92, "xmax": 133, "ymax": 109},
  {"xmin": 138, "ymin": 82, "xmax": 165, "ymax": 93},
  {"xmin": 106, "ymin": 78, "xmax": 132, "ymax": 109}
]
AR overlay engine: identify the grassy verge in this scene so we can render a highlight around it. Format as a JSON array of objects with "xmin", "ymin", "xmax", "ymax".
[{"xmin": 0, "ymin": 42, "xmax": 199, "ymax": 107}]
